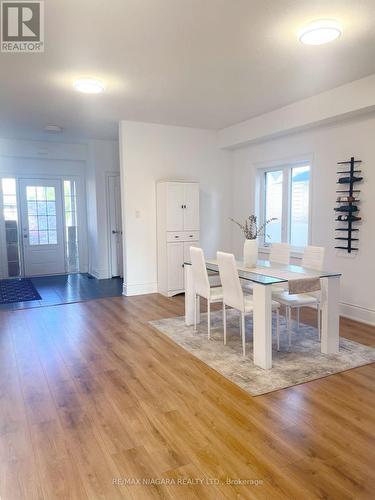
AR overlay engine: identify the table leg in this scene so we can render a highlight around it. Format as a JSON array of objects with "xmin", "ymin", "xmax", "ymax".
[
  {"xmin": 185, "ymin": 265, "xmax": 199, "ymax": 326},
  {"xmin": 321, "ymin": 276, "xmax": 340, "ymax": 354},
  {"xmin": 253, "ymin": 284, "xmax": 273, "ymax": 369}
]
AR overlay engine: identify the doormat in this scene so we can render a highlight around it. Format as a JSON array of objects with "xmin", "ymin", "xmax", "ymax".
[{"xmin": 0, "ymin": 278, "xmax": 41, "ymax": 304}]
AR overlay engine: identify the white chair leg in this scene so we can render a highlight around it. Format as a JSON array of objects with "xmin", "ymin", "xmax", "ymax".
[
  {"xmin": 194, "ymin": 294, "xmax": 197, "ymax": 332},
  {"xmin": 223, "ymin": 303, "xmax": 227, "ymax": 345},
  {"xmin": 297, "ymin": 307, "xmax": 300, "ymax": 329},
  {"xmin": 288, "ymin": 306, "xmax": 292, "ymax": 348},
  {"xmin": 317, "ymin": 302, "xmax": 321, "ymax": 340},
  {"xmin": 285, "ymin": 306, "xmax": 289, "ymax": 332},
  {"xmin": 207, "ymin": 300, "xmax": 211, "ymax": 340},
  {"xmin": 276, "ymin": 308, "xmax": 280, "ymax": 351},
  {"xmin": 241, "ymin": 312, "xmax": 246, "ymax": 357}
]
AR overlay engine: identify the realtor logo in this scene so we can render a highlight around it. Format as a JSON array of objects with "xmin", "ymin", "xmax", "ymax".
[{"xmin": 1, "ymin": 1, "xmax": 44, "ymax": 52}]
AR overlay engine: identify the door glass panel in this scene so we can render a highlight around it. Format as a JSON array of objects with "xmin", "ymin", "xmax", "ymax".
[
  {"xmin": 29, "ymin": 216, "xmax": 38, "ymax": 230},
  {"xmin": 36, "ymin": 186, "xmax": 46, "ymax": 200},
  {"xmin": 1, "ymin": 178, "xmax": 21, "ymax": 277},
  {"xmin": 47, "ymin": 216, "xmax": 56, "ymax": 230},
  {"xmin": 29, "ymin": 231, "xmax": 39, "ymax": 245},
  {"xmin": 46, "ymin": 187, "xmax": 55, "ymax": 201},
  {"xmin": 38, "ymin": 216, "xmax": 48, "ymax": 230},
  {"xmin": 27, "ymin": 185, "xmax": 57, "ymax": 245},
  {"xmin": 39, "ymin": 231, "xmax": 48, "ymax": 244},
  {"xmin": 47, "ymin": 201, "xmax": 56, "ymax": 215},
  {"xmin": 37, "ymin": 201, "xmax": 47, "ymax": 214},
  {"xmin": 28, "ymin": 201, "xmax": 37, "ymax": 215},
  {"xmin": 64, "ymin": 180, "xmax": 79, "ymax": 272},
  {"xmin": 27, "ymin": 186, "xmax": 36, "ymax": 200}
]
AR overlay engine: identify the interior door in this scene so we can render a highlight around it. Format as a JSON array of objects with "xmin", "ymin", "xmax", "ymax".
[
  {"xmin": 183, "ymin": 183, "xmax": 199, "ymax": 231},
  {"xmin": 108, "ymin": 174, "xmax": 123, "ymax": 277},
  {"xmin": 19, "ymin": 178, "xmax": 65, "ymax": 276}
]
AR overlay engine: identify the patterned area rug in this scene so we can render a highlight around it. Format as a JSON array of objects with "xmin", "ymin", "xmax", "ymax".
[
  {"xmin": 149, "ymin": 310, "xmax": 375, "ymax": 396},
  {"xmin": 0, "ymin": 278, "xmax": 41, "ymax": 304}
]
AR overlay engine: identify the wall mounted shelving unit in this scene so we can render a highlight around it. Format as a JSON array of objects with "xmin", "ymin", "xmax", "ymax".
[{"xmin": 334, "ymin": 156, "xmax": 362, "ymax": 253}]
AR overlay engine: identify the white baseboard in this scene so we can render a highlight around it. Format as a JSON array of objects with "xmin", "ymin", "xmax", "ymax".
[
  {"xmin": 123, "ymin": 281, "xmax": 158, "ymax": 296},
  {"xmin": 339, "ymin": 302, "xmax": 375, "ymax": 327},
  {"xmin": 121, "ymin": 281, "xmax": 375, "ymax": 326},
  {"xmin": 90, "ymin": 268, "xmax": 110, "ymax": 280}
]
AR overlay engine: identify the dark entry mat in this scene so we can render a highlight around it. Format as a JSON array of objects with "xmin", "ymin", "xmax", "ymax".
[{"xmin": 0, "ymin": 278, "xmax": 41, "ymax": 304}]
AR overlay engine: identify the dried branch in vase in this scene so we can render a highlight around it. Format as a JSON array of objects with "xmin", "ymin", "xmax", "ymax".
[{"xmin": 230, "ymin": 215, "xmax": 277, "ymax": 240}]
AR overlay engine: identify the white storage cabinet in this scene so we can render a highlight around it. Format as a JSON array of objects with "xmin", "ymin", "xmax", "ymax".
[{"xmin": 156, "ymin": 181, "xmax": 200, "ymax": 296}]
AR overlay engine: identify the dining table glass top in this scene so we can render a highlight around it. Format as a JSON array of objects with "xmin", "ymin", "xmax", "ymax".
[{"xmin": 184, "ymin": 259, "xmax": 341, "ymax": 286}]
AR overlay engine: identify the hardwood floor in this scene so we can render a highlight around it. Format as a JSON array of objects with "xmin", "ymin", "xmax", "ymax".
[{"xmin": 0, "ymin": 294, "xmax": 374, "ymax": 499}]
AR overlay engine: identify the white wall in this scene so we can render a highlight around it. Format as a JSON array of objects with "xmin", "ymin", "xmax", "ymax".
[
  {"xmin": 231, "ymin": 114, "xmax": 375, "ymax": 325},
  {"xmin": 119, "ymin": 121, "xmax": 232, "ymax": 295},
  {"xmin": 87, "ymin": 139, "xmax": 120, "ymax": 279},
  {"xmin": 0, "ymin": 138, "xmax": 89, "ymax": 276},
  {"xmin": 0, "ymin": 137, "xmax": 119, "ymax": 279}
]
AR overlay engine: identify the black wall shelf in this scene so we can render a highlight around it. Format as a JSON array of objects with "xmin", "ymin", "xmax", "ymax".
[{"xmin": 334, "ymin": 156, "xmax": 362, "ymax": 253}]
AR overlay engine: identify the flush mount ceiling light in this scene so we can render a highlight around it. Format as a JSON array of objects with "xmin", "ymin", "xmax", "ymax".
[
  {"xmin": 73, "ymin": 78, "xmax": 105, "ymax": 94},
  {"xmin": 44, "ymin": 125, "xmax": 63, "ymax": 133},
  {"xmin": 299, "ymin": 19, "xmax": 342, "ymax": 45}
]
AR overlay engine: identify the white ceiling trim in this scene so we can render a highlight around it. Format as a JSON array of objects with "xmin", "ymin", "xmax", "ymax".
[{"xmin": 217, "ymin": 74, "xmax": 375, "ymax": 149}]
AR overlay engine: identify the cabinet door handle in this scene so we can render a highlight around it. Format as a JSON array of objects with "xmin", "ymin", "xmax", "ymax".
[
  {"xmin": 181, "ymin": 205, "xmax": 184, "ymax": 209},
  {"xmin": 174, "ymin": 236, "xmax": 179, "ymax": 238}
]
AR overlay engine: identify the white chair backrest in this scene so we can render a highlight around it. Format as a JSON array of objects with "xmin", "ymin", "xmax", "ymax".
[
  {"xmin": 217, "ymin": 252, "xmax": 244, "ymax": 311},
  {"xmin": 190, "ymin": 247, "xmax": 210, "ymax": 298},
  {"xmin": 302, "ymin": 246, "xmax": 325, "ymax": 271},
  {"xmin": 269, "ymin": 243, "xmax": 290, "ymax": 265}
]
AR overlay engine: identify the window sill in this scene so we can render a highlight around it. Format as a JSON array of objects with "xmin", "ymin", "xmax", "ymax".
[{"xmin": 259, "ymin": 246, "xmax": 303, "ymax": 260}]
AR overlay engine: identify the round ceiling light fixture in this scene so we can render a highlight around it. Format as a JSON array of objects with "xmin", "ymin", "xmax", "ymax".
[
  {"xmin": 299, "ymin": 19, "xmax": 342, "ymax": 45},
  {"xmin": 44, "ymin": 125, "xmax": 63, "ymax": 133},
  {"xmin": 73, "ymin": 78, "xmax": 105, "ymax": 94}
]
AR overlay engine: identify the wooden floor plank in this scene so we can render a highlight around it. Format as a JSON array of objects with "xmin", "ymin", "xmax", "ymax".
[{"xmin": 0, "ymin": 294, "xmax": 374, "ymax": 499}]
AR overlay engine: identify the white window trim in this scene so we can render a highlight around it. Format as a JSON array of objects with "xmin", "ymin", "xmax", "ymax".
[{"xmin": 256, "ymin": 155, "xmax": 313, "ymax": 255}]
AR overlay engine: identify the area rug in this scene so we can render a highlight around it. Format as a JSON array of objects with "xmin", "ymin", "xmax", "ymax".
[
  {"xmin": 0, "ymin": 278, "xmax": 41, "ymax": 304},
  {"xmin": 149, "ymin": 310, "xmax": 375, "ymax": 396}
]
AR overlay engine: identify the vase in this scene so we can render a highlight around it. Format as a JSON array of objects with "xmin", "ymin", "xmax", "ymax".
[{"xmin": 243, "ymin": 239, "xmax": 258, "ymax": 268}]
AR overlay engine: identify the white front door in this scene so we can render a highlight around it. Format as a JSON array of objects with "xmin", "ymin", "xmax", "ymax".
[
  {"xmin": 19, "ymin": 178, "xmax": 65, "ymax": 276},
  {"xmin": 107, "ymin": 174, "xmax": 123, "ymax": 277}
]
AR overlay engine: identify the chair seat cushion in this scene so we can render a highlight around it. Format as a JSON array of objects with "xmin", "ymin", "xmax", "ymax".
[
  {"xmin": 272, "ymin": 290, "xmax": 319, "ymax": 306},
  {"xmin": 271, "ymin": 284, "xmax": 287, "ymax": 293}
]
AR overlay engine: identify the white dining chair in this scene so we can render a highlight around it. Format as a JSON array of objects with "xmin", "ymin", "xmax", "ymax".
[
  {"xmin": 273, "ymin": 245, "xmax": 325, "ymax": 347},
  {"xmin": 269, "ymin": 242, "xmax": 291, "ymax": 265},
  {"xmin": 302, "ymin": 245, "xmax": 325, "ymax": 270},
  {"xmin": 270, "ymin": 243, "xmax": 291, "ymax": 295},
  {"xmin": 217, "ymin": 251, "xmax": 280, "ymax": 356},
  {"xmin": 190, "ymin": 247, "xmax": 224, "ymax": 339},
  {"xmin": 272, "ymin": 277, "xmax": 322, "ymax": 349}
]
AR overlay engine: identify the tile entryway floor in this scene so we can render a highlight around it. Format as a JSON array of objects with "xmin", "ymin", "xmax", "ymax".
[{"xmin": 0, "ymin": 273, "xmax": 123, "ymax": 311}]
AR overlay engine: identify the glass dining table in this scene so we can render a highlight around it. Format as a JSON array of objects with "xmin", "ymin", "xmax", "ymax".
[{"xmin": 184, "ymin": 259, "xmax": 342, "ymax": 370}]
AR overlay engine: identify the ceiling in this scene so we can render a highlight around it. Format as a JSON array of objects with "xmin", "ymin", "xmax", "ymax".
[{"xmin": 1, "ymin": 0, "xmax": 375, "ymax": 141}]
